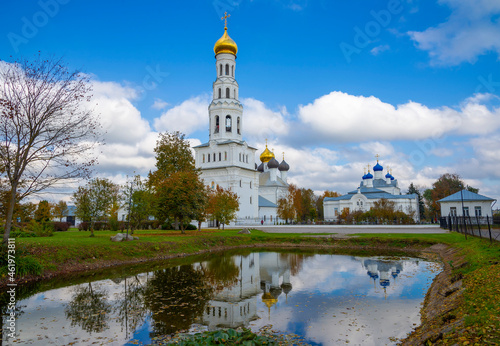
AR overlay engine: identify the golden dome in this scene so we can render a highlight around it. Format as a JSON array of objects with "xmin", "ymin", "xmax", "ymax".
[
  {"xmin": 214, "ymin": 27, "xmax": 238, "ymax": 56},
  {"xmin": 260, "ymin": 145, "xmax": 275, "ymax": 163}
]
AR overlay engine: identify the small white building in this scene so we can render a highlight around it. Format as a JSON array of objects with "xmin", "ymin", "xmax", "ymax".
[
  {"xmin": 323, "ymin": 160, "xmax": 420, "ymax": 222},
  {"xmin": 438, "ymin": 190, "xmax": 496, "ymax": 218}
]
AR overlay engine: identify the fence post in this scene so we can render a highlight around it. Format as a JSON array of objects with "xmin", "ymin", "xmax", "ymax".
[
  {"xmin": 475, "ymin": 214, "xmax": 481, "ymax": 238},
  {"xmin": 463, "ymin": 216, "xmax": 467, "ymax": 239},
  {"xmin": 487, "ymin": 215, "xmax": 492, "ymax": 244}
]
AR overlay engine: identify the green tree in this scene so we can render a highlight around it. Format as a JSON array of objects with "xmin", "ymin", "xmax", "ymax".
[
  {"xmin": 299, "ymin": 188, "xmax": 317, "ymax": 222},
  {"xmin": 18, "ymin": 202, "xmax": 36, "ymax": 222},
  {"xmin": 150, "ymin": 132, "xmax": 208, "ymax": 232},
  {"xmin": 207, "ymin": 186, "xmax": 239, "ymax": 230},
  {"xmin": 72, "ymin": 178, "xmax": 120, "ymax": 237},
  {"xmin": 155, "ymin": 171, "xmax": 207, "ymax": 233},
  {"xmin": 34, "ymin": 200, "xmax": 52, "ymax": 222},
  {"xmin": 0, "ymin": 56, "xmax": 101, "ymax": 245},
  {"xmin": 52, "ymin": 200, "xmax": 69, "ymax": 222},
  {"xmin": 277, "ymin": 184, "xmax": 301, "ymax": 223},
  {"xmin": 407, "ymin": 183, "xmax": 425, "ymax": 221}
]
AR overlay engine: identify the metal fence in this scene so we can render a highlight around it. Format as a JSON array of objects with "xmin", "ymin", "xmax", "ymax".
[{"xmin": 440, "ymin": 215, "xmax": 499, "ymax": 243}]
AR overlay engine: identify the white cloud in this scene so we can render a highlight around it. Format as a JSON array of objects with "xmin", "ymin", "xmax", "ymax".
[
  {"xmin": 90, "ymin": 80, "xmax": 151, "ymax": 145},
  {"xmin": 370, "ymin": 44, "xmax": 390, "ymax": 55},
  {"xmin": 408, "ymin": 0, "xmax": 500, "ymax": 65},
  {"xmin": 297, "ymin": 91, "xmax": 500, "ymax": 143},
  {"xmin": 241, "ymin": 98, "xmax": 290, "ymax": 142},
  {"xmin": 154, "ymin": 95, "xmax": 210, "ymax": 135},
  {"xmin": 151, "ymin": 98, "xmax": 169, "ymax": 110}
]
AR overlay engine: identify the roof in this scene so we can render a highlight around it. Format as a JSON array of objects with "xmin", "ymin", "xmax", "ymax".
[
  {"xmin": 259, "ymin": 196, "xmax": 277, "ymax": 208},
  {"xmin": 193, "ymin": 140, "xmax": 257, "ymax": 150},
  {"xmin": 438, "ymin": 190, "xmax": 495, "ymax": 203},
  {"xmin": 259, "ymin": 171, "xmax": 288, "ymax": 187},
  {"xmin": 325, "ymin": 192, "xmax": 418, "ymax": 202}
]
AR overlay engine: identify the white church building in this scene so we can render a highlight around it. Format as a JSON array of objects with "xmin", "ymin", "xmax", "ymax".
[
  {"xmin": 323, "ymin": 160, "xmax": 420, "ymax": 222},
  {"xmin": 193, "ymin": 18, "xmax": 289, "ymax": 225}
]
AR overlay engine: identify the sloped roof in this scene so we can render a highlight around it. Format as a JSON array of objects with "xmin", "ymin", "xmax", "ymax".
[
  {"xmin": 259, "ymin": 171, "xmax": 287, "ymax": 187},
  {"xmin": 438, "ymin": 190, "xmax": 495, "ymax": 203},
  {"xmin": 259, "ymin": 196, "xmax": 277, "ymax": 208}
]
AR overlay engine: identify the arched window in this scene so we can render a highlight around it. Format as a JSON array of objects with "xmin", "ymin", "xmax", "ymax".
[
  {"xmin": 250, "ymin": 181, "xmax": 252, "ymax": 189},
  {"xmin": 224, "ymin": 151, "xmax": 227, "ymax": 160},
  {"xmin": 208, "ymin": 154, "xmax": 210, "ymax": 162},
  {"xmin": 219, "ymin": 152, "xmax": 221, "ymax": 161},
  {"xmin": 231, "ymin": 65, "xmax": 234, "ymax": 77},
  {"xmin": 239, "ymin": 180, "xmax": 242, "ymax": 187},
  {"xmin": 211, "ymin": 181, "xmax": 215, "ymax": 189},
  {"xmin": 202, "ymin": 154, "xmax": 205, "ymax": 163},
  {"xmin": 219, "ymin": 64, "xmax": 222, "ymax": 76},
  {"xmin": 226, "ymin": 88, "xmax": 230, "ymax": 98},
  {"xmin": 225, "ymin": 115, "xmax": 232, "ymax": 132},
  {"xmin": 218, "ymin": 88, "xmax": 221, "ymax": 99},
  {"xmin": 246, "ymin": 154, "xmax": 248, "ymax": 163},
  {"xmin": 214, "ymin": 116, "xmax": 219, "ymax": 133},
  {"xmin": 213, "ymin": 153, "xmax": 216, "ymax": 161},
  {"xmin": 225, "ymin": 64, "xmax": 229, "ymax": 75},
  {"xmin": 237, "ymin": 117, "xmax": 240, "ymax": 134},
  {"xmin": 234, "ymin": 88, "xmax": 236, "ymax": 99}
]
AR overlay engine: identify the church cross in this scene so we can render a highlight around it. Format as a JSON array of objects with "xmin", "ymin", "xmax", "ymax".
[
  {"xmin": 366, "ymin": 164, "xmax": 371, "ymax": 172},
  {"xmin": 221, "ymin": 12, "xmax": 231, "ymax": 29},
  {"xmin": 375, "ymin": 154, "xmax": 380, "ymax": 162}
]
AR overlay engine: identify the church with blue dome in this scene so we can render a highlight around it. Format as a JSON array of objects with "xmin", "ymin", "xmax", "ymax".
[{"xmin": 323, "ymin": 158, "xmax": 420, "ymax": 222}]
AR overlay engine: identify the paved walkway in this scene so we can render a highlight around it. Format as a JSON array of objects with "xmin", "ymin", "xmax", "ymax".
[{"xmin": 250, "ymin": 225, "xmax": 448, "ymax": 234}]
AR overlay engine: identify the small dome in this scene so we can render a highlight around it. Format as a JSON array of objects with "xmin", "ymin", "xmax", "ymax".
[
  {"xmin": 281, "ymin": 282, "xmax": 292, "ymax": 295},
  {"xmin": 260, "ymin": 145, "xmax": 275, "ymax": 163},
  {"xmin": 385, "ymin": 172, "xmax": 392, "ymax": 179},
  {"xmin": 278, "ymin": 160, "xmax": 290, "ymax": 172},
  {"xmin": 268, "ymin": 157, "xmax": 279, "ymax": 169},
  {"xmin": 362, "ymin": 174, "xmax": 368, "ymax": 180},
  {"xmin": 257, "ymin": 162, "xmax": 264, "ymax": 172},
  {"xmin": 214, "ymin": 28, "xmax": 238, "ymax": 56},
  {"xmin": 373, "ymin": 162, "xmax": 383, "ymax": 171},
  {"xmin": 365, "ymin": 172, "xmax": 373, "ymax": 179},
  {"xmin": 390, "ymin": 175, "xmax": 395, "ymax": 181}
]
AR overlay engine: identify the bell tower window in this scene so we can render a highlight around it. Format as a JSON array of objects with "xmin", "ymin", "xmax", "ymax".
[
  {"xmin": 225, "ymin": 115, "xmax": 232, "ymax": 132},
  {"xmin": 237, "ymin": 117, "xmax": 240, "ymax": 134},
  {"xmin": 218, "ymin": 88, "xmax": 221, "ymax": 99},
  {"xmin": 214, "ymin": 116, "xmax": 219, "ymax": 133},
  {"xmin": 225, "ymin": 64, "xmax": 229, "ymax": 75},
  {"xmin": 232, "ymin": 65, "xmax": 234, "ymax": 77},
  {"xmin": 226, "ymin": 88, "xmax": 230, "ymax": 98},
  {"xmin": 219, "ymin": 64, "xmax": 222, "ymax": 76}
]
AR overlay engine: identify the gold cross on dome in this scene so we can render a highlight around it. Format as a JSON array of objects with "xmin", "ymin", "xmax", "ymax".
[
  {"xmin": 375, "ymin": 154, "xmax": 380, "ymax": 162},
  {"xmin": 221, "ymin": 12, "xmax": 231, "ymax": 29},
  {"xmin": 366, "ymin": 164, "xmax": 371, "ymax": 172}
]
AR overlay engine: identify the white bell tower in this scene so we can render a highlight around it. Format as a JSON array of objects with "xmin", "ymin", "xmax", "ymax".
[{"xmin": 209, "ymin": 12, "xmax": 243, "ymax": 142}]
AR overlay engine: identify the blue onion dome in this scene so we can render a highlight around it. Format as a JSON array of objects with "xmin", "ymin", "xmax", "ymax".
[
  {"xmin": 278, "ymin": 160, "xmax": 290, "ymax": 172},
  {"xmin": 385, "ymin": 172, "xmax": 392, "ymax": 179},
  {"xmin": 362, "ymin": 174, "xmax": 368, "ymax": 180},
  {"xmin": 268, "ymin": 157, "xmax": 279, "ymax": 169},
  {"xmin": 391, "ymin": 175, "xmax": 395, "ymax": 181},
  {"xmin": 373, "ymin": 162, "xmax": 383, "ymax": 171},
  {"xmin": 380, "ymin": 279, "xmax": 390, "ymax": 288},
  {"xmin": 257, "ymin": 162, "xmax": 264, "ymax": 172},
  {"xmin": 365, "ymin": 172, "xmax": 373, "ymax": 179}
]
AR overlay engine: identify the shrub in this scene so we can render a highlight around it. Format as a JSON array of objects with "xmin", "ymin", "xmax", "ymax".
[
  {"xmin": 27, "ymin": 220, "xmax": 53, "ymax": 237},
  {"xmin": 52, "ymin": 222, "xmax": 70, "ymax": 232},
  {"xmin": 109, "ymin": 217, "xmax": 119, "ymax": 232},
  {"xmin": 78, "ymin": 222, "xmax": 90, "ymax": 231},
  {"xmin": 185, "ymin": 223, "xmax": 197, "ymax": 230},
  {"xmin": 10, "ymin": 229, "xmax": 37, "ymax": 238}
]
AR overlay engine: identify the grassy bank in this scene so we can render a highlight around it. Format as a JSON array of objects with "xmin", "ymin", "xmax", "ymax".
[{"xmin": 2, "ymin": 228, "xmax": 499, "ymax": 344}]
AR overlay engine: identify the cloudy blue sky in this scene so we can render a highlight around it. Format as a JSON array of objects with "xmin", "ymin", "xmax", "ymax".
[{"xmin": 1, "ymin": 0, "xmax": 500, "ymax": 203}]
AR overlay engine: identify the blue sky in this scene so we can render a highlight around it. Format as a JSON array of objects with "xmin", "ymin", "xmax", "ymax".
[{"xmin": 1, "ymin": 0, "xmax": 500, "ymax": 203}]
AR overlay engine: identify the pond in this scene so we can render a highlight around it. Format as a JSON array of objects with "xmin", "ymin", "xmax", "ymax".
[{"xmin": 2, "ymin": 250, "xmax": 441, "ymax": 345}]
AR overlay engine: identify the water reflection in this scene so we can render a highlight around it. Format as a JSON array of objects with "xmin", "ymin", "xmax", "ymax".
[{"xmin": 1, "ymin": 252, "xmax": 439, "ymax": 345}]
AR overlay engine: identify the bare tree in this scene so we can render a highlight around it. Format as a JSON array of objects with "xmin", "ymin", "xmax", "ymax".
[{"xmin": 0, "ymin": 56, "xmax": 101, "ymax": 244}]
